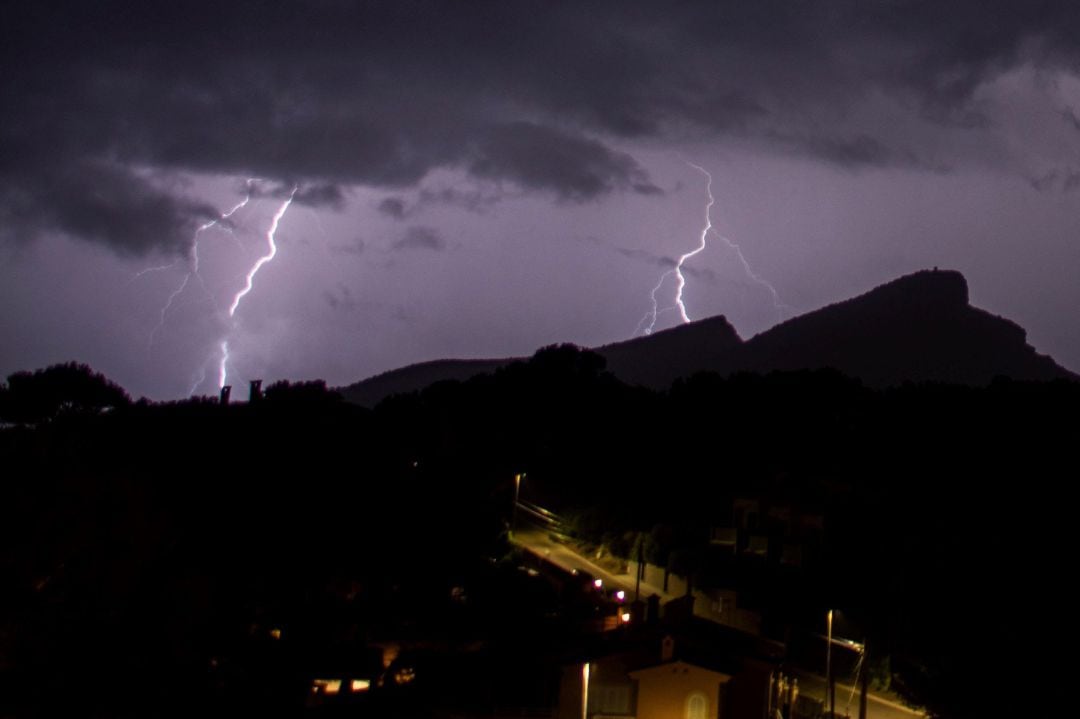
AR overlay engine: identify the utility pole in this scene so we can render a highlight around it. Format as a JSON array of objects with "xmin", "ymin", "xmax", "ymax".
[
  {"xmin": 511, "ymin": 473, "xmax": 523, "ymax": 538},
  {"xmin": 826, "ymin": 609, "xmax": 834, "ymax": 718},
  {"xmin": 635, "ymin": 540, "xmax": 643, "ymax": 601},
  {"xmin": 858, "ymin": 642, "xmax": 868, "ymax": 719}
]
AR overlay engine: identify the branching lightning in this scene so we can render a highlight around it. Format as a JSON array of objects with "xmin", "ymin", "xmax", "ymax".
[
  {"xmin": 217, "ymin": 185, "xmax": 298, "ymax": 389},
  {"xmin": 143, "ymin": 181, "xmax": 256, "ymax": 350},
  {"xmin": 672, "ymin": 162, "xmax": 715, "ymax": 323},
  {"xmin": 148, "ymin": 273, "xmax": 192, "ymax": 348},
  {"xmin": 189, "ymin": 364, "xmax": 209, "ymax": 398},
  {"xmin": 133, "ymin": 261, "xmax": 180, "ymax": 279},
  {"xmin": 637, "ymin": 162, "xmax": 713, "ymax": 335},
  {"xmin": 134, "ymin": 178, "xmax": 308, "ymax": 396},
  {"xmin": 637, "ymin": 162, "xmax": 786, "ymax": 335}
]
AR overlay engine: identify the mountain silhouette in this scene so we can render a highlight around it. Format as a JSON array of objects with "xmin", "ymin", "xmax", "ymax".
[
  {"xmin": 594, "ymin": 314, "xmax": 742, "ymax": 389},
  {"xmin": 735, "ymin": 269, "xmax": 1070, "ymax": 387},
  {"xmin": 340, "ymin": 358, "xmax": 516, "ymax": 408},
  {"xmin": 338, "ymin": 269, "xmax": 1075, "ymax": 405}
]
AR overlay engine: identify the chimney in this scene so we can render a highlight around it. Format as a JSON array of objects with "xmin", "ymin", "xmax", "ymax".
[
  {"xmin": 661, "ymin": 634, "xmax": 675, "ymax": 662},
  {"xmin": 220, "ymin": 385, "xmax": 231, "ymax": 405},
  {"xmin": 249, "ymin": 379, "xmax": 263, "ymax": 403}
]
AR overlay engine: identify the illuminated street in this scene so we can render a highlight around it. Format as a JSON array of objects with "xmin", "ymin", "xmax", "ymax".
[
  {"xmin": 512, "ymin": 527, "xmax": 674, "ymax": 603},
  {"xmin": 514, "ymin": 526, "xmax": 927, "ymax": 719},
  {"xmin": 793, "ymin": 673, "xmax": 926, "ymax": 719}
]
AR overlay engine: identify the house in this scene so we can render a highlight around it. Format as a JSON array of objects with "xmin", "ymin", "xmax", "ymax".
[
  {"xmin": 629, "ymin": 658, "xmax": 731, "ymax": 719},
  {"xmin": 555, "ymin": 601, "xmax": 784, "ymax": 719}
]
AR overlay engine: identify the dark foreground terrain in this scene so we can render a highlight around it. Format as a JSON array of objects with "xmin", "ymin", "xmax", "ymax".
[{"xmin": 2, "ymin": 335, "xmax": 1078, "ymax": 717}]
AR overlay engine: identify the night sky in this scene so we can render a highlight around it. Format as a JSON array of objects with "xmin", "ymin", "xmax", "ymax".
[{"xmin": 3, "ymin": 1, "xmax": 1080, "ymax": 399}]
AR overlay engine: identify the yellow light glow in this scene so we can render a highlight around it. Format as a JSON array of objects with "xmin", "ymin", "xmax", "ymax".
[
  {"xmin": 621, "ymin": 611, "xmax": 631, "ymax": 623},
  {"xmin": 269, "ymin": 628, "xmax": 282, "ymax": 640},
  {"xmin": 350, "ymin": 679, "xmax": 371, "ymax": 692},
  {"xmin": 582, "ymin": 663, "xmax": 590, "ymax": 719},
  {"xmin": 312, "ymin": 679, "xmax": 342, "ymax": 695}
]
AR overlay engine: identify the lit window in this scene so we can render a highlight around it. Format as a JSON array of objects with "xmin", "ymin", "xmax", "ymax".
[
  {"xmin": 350, "ymin": 679, "xmax": 371, "ymax": 692},
  {"xmin": 312, "ymin": 679, "xmax": 342, "ymax": 695},
  {"xmin": 686, "ymin": 692, "xmax": 707, "ymax": 719}
]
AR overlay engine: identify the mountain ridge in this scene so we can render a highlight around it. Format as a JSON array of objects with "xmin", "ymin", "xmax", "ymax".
[{"xmin": 338, "ymin": 269, "xmax": 1075, "ymax": 406}]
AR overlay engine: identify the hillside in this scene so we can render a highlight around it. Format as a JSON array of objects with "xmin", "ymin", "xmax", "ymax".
[
  {"xmin": 338, "ymin": 269, "xmax": 1075, "ymax": 405},
  {"xmin": 340, "ymin": 357, "xmax": 515, "ymax": 408},
  {"xmin": 737, "ymin": 269, "xmax": 1072, "ymax": 386}
]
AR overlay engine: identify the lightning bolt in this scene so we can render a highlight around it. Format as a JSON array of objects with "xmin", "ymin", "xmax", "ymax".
[
  {"xmin": 226, "ymin": 187, "xmax": 295, "ymax": 317},
  {"xmin": 218, "ymin": 340, "xmax": 230, "ymax": 390},
  {"xmin": 132, "ymin": 261, "xmax": 179, "ymax": 280},
  {"xmin": 634, "ymin": 273, "xmax": 677, "ymax": 337},
  {"xmin": 144, "ymin": 181, "xmax": 256, "ymax": 350},
  {"xmin": 189, "ymin": 363, "xmax": 209, "ymax": 398},
  {"xmin": 672, "ymin": 162, "xmax": 715, "ymax": 323},
  {"xmin": 638, "ymin": 163, "xmax": 786, "ymax": 335},
  {"xmin": 218, "ymin": 186, "xmax": 298, "ymax": 389},
  {"xmin": 148, "ymin": 273, "xmax": 192, "ymax": 348}
]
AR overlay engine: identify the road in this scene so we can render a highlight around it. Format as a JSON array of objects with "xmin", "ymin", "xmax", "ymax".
[
  {"xmin": 793, "ymin": 672, "xmax": 925, "ymax": 719},
  {"xmin": 511, "ymin": 527, "xmax": 926, "ymax": 719},
  {"xmin": 511, "ymin": 527, "xmax": 674, "ymax": 602}
]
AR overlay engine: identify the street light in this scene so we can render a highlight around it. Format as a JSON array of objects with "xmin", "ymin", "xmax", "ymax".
[
  {"xmin": 511, "ymin": 472, "xmax": 525, "ymax": 537},
  {"xmin": 826, "ymin": 609, "xmax": 834, "ymax": 719},
  {"xmin": 823, "ymin": 610, "xmax": 867, "ymax": 719}
]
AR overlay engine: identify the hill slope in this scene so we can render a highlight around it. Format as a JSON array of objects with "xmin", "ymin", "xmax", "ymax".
[
  {"xmin": 337, "ymin": 269, "xmax": 1075, "ymax": 405},
  {"xmin": 737, "ymin": 269, "xmax": 1071, "ymax": 387}
]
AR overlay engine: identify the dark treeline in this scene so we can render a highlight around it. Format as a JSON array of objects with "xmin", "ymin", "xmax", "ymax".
[{"xmin": 1, "ymin": 349, "xmax": 1077, "ymax": 718}]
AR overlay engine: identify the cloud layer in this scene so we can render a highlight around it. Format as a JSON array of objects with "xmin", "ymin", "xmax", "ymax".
[{"xmin": 4, "ymin": 1, "xmax": 1080, "ymax": 256}]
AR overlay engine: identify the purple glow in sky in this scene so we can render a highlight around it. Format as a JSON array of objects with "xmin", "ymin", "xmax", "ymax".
[{"xmin": 2, "ymin": 2, "xmax": 1079, "ymax": 398}]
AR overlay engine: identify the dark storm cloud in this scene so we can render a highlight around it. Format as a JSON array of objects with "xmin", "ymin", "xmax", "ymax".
[
  {"xmin": 1030, "ymin": 170, "xmax": 1060, "ymax": 192},
  {"xmin": 324, "ymin": 284, "xmax": 360, "ymax": 312},
  {"xmin": 380, "ymin": 185, "xmax": 518, "ymax": 221},
  {"xmin": 293, "ymin": 184, "xmax": 346, "ymax": 209},
  {"xmin": 393, "ymin": 227, "xmax": 446, "ymax": 252},
  {"xmin": 467, "ymin": 123, "xmax": 661, "ymax": 201},
  {"xmin": 5, "ymin": 1, "xmax": 1080, "ymax": 254},
  {"xmin": 377, "ymin": 198, "xmax": 408, "ymax": 221},
  {"xmin": 1026, "ymin": 167, "xmax": 1080, "ymax": 193},
  {"xmin": 0, "ymin": 161, "xmax": 216, "ymax": 257},
  {"xmin": 417, "ymin": 186, "xmax": 523, "ymax": 214},
  {"xmin": 247, "ymin": 181, "xmax": 345, "ymax": 209},
  {"xmin": 798, "ymin": 135, "xmax": 900, "ymax": 168},
  {"xmin": 772, "ymin": 133, "xmax": 937, "ymax": 171}
]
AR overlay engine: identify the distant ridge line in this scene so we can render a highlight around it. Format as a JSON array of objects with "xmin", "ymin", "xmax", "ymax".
[{"xmin": 337, "ymin": 269, "xmax": 1075, "ymax": 406}]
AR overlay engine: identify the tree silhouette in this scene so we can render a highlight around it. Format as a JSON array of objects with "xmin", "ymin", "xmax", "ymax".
[{"xmin": 0, "ymin": 362, "xmax": 130, "ymax": 423}]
